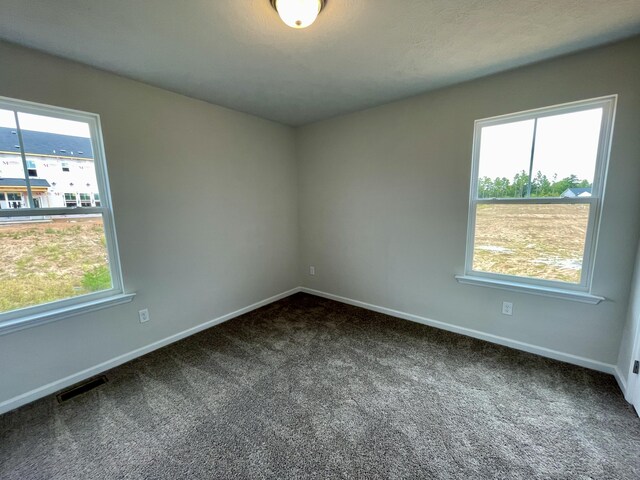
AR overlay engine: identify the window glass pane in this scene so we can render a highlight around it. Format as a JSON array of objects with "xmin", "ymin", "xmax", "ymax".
[
  {"xmin": 27, "ymin": 160, "xmax": 38, "ymax": 178},
  {"xmin": 473, "ymin": 203, "xmax": 590, "ymax": 284},
  {"xmin": 16, "ymin": 112, "xmax": 98, "ymax": 209},
  {"xmin": 477, "ymin": 119, "xmax": 535, "ymax": 198},
  {"xmin": 0, "ymin": 108, "xmax": 30, "ymax": 209},
  {"xmin": 530, "ymin": 108, "xmax": 602, "ymax": 198},
  {"xmin": 0, "ymin": 214, "xmax": 112, "ymax": 314},
  {"xmin": 79, "ymin": 193, "xmax": 91, "ymax": 207},
  {"xmin": 0, "ymin": 108, "xmax": 16, "ymax": 130},
  {"xmin": 64, "ymin": 193, "xmax": 78, "ymax": 207}
]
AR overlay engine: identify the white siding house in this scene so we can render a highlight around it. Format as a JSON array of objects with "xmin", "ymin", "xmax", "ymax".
[{"xmin": 0, "ymin": 127, "xmax": 100, "ymax": 210}]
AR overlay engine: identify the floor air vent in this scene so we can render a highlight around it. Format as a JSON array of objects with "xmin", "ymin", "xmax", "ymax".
[{"xmin": 56, "ymin": 375, "xmax": 108, "ymax": 403}]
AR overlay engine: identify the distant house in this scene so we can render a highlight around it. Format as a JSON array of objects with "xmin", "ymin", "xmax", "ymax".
[
  {"xmin": 0, "ymin": 127, "xmax": 99, "ymax": 210},
  {"xmin": 560, "ymin": 187, "xmax": 592, "ymax": 198}
]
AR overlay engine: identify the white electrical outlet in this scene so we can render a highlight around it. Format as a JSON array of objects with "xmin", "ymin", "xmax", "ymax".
[
  {"xmin": 502, "ymin": 302, "xmax": 513, "ymax": 316},
  {"xmin": 139, "ymin": 308, "xmax": 150, "ymax": 323},
  {"xmin": 309, "ymin": 266, "xmax": 315, "ymax": 276}
]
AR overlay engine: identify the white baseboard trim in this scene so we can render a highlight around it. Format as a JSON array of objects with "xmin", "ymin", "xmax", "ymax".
[
  {"xmin": 614, "ymin": 366, "xmax": 629, "ymax": 400},
  {"xmin": 0, "ymin": 287, "xmax": 301, "ymax": 415},
  {"xmin": 301, "ymin": 287, "xmax": 618, "ymax": 377},
  {"xmin": 2, "ymin": 285, "xmax": 626, "ymax": 415}
]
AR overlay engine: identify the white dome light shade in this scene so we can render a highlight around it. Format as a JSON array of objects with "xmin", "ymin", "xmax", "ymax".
[{"xmin": 273, "ymin": 0, "xmax": 324, "ymax": 29}]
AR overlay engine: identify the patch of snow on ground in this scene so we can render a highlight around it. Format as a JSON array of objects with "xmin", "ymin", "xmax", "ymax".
[
  {"xmin": 533, "ymin": 257, "xmax": 582, "ymax": 271},
  {"xmin": 476, "ymin": 245, "xmax": 513, "ymax": 253}
]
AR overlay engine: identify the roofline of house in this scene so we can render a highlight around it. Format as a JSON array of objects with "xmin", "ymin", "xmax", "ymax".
[{"xmin": 0, "ymin": 151, "xmax": 93, "ymax": 160}]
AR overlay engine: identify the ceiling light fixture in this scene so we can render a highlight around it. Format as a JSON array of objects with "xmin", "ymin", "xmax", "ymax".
[{"xmin": 270, "ymin": 0, "xmax": 325, "ymax": 29}]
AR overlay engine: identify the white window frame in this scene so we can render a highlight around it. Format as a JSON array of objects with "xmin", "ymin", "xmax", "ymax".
[
  {"xmin": 26, "ymin": 159, "xmax": 37, "ymax": 177},
  {"xmin": 79, "ymin": 193, "xmax": 92, "ymax": 207},
  {"xmin": 0, "ymin": 96, "xmax": 133, "ymax": 335},
  {"xmin": 457, "ymin": 96, "xmax": 617, "ymax": 303},
  {"xmin": 64, "ymin": 192, "xmax": 78, "ymax": 207}
]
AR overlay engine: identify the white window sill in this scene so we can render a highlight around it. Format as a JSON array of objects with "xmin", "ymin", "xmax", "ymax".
[
  {"xmin": 454, "ymin": 275, "xmax": 604, "ymax": 304},
  {"xmin": 0, "ymin": 293, "xmax": 136, "ymax": 336}
]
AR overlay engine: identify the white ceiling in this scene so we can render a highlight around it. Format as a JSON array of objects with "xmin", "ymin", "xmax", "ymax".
[{"xmin": 1, "ymin": 1, "xmax": 639, "ymax": 126}]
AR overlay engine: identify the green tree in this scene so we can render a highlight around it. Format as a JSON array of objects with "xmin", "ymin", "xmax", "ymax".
[
  {"xmin": 476, "ymin": 170, "xmax": 591, "ymax": 199},
  {"xmin": 550, "ymin": 174, "xmax": 580, "ymax": 196},
  {"xmin": 512, "ymin": 170, "xmax": 530, "ymax": 197},
  {"xmin": 531, "ymin": 171, "xmax": 551, "ymax": 197}
]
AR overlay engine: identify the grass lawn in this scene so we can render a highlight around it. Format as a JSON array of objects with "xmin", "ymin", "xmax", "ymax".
[
  {"xmin": 473, "ymin": 203, "xmax": 590, "ymax": 283},
  {"xmin": 0, "ymin": 217, "xmax": 111, "ymax": 314}
]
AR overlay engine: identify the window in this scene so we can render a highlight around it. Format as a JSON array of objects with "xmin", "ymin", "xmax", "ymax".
[
  {"xmin": 64, "ymin": 193, "xmax": 78, "ymax": 207},
  {"xmin": 27, "ymin": 160, "xmax": 37, "ymax": 177},
  {"xmin": 0, "ymin": 96, "xmax": 129, "ymax": 331},
  {"xmin": 461, "ymin": 96, "xmax": 616, "ymax": 295},
  {"xmin": 79, "ymin": 193, "xmax": 92, "ymax": 207},
  {"xmin": 7, "ymin": 192, "xmax": 23, "ymax": 207},
  {"xmin": 93, "ymin": 193, "xmax": 101, "ymax": 207}
]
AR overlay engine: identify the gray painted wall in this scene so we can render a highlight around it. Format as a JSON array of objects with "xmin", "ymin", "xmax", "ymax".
[
  {"xmin": 298, "ymin": 37, "xmax": 640, "ymax": 365},
  {"xmin": 0, "ymin": 41, "xmax": 299, "ymax": 405},
  {"xmin": 1, "ymin": 36, "xmax": 639, "ymax": 409},
  {"xmin": 618, "ymin": 240, "xmax": 640, "ymax": 393}
]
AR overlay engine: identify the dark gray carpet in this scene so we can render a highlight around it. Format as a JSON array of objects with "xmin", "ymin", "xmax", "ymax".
[{"xmin": 1, "ymin": 293, "xmax": 639, "ymax": 479}]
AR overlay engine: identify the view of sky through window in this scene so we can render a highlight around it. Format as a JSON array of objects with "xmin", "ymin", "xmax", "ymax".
[
  {"xmin": 0, "ymin": 108, "xmax": 16, "ymax": 130},
  {"xmin": 0, "ymin": 109, "xmax": 90, "ymax": 137},
  {"xmin": 477, "ymin": 108, "xmax": 603, "ymax": 198}
]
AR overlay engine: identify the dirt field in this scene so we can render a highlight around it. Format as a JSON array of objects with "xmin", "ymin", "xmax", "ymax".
[
  {"xmin": 0, "ymin": 217, "xmax": 111, "ymax": 313},
  {"xmin": 473, "ymin": 203, "xmax": 590, "ymax": 283}
]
